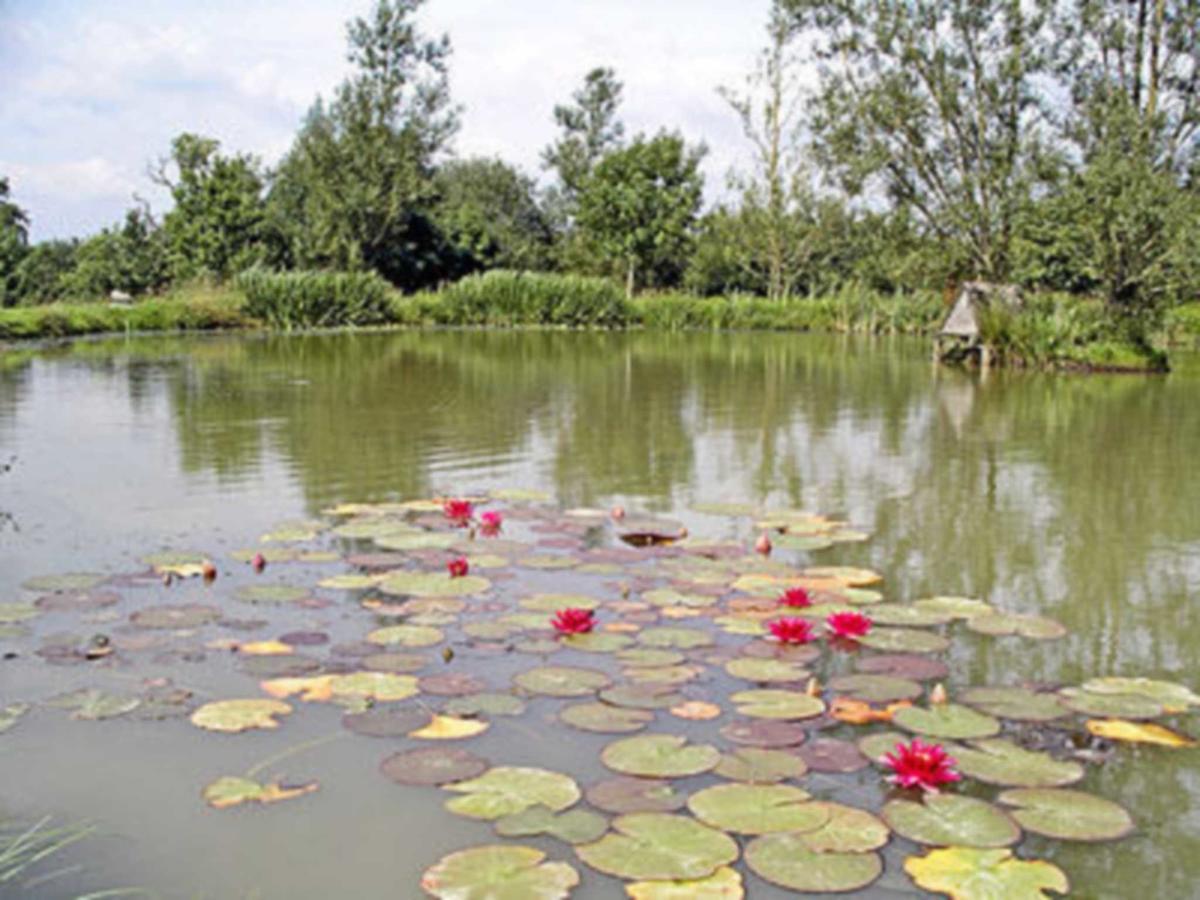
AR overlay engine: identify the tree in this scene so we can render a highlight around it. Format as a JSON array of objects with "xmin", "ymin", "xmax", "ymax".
[
  {"xmin": 720, "ymin": 2, "xmax": 817, "ymax": 299},
  {"xmin": 543, "ymin": 67, "xmax": 626, "ymax": 208},
  {"xmin": 63, "ymin": 206, "xmax": 170, "ymax": 299},
  {"xmin": 155, "ymin": 133, "xmax": 267, "ymax": 281},
  {"xmin": 432, "ymin": 158, "xmax": 552, "ymax": 275},
  {"xmin": 576, "ymin": 132, "xmax": 706, "ymax": 296},
  {"xmin": 268, "ymin": 0, "xmax": 458, "ymax": 289},
  {"xmin": 782, "ymin": 0, "xmax": 1059, "ymax": 282},
  {"xmin": 12, "ymin": 240, "xmax": 77, "ymax": 304},
  {"xmin": 0, "ymin": 177, "xmax": 30, "ymax": 306}
]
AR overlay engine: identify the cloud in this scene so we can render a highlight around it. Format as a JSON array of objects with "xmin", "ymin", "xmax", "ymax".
[{"xmin": 0, "ymin": 0, "xmax": 773, "ymax": 240}]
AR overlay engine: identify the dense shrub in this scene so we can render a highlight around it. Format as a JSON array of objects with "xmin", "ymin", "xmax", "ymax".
[
  {"xmin": 0, "ymin": 289, "xmax": 247, "ymax": 340},
  {"xmin": 236, "ymin": 270, "xmax": 394, "ymax": 329},
  {"xmin": 422, "ymin": 270, "xmax": 631, "ymax": 327}
]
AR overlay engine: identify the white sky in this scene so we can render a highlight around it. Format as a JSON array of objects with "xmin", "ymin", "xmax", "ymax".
[{"xmin": 0, "ymin": 0, "xmax": 775, "ymax": 241}]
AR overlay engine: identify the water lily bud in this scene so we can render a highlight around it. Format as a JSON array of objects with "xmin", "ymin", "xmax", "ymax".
[
  {"xmin": 251, "ymin": 552, "xmax": 267, "ymax": 573},
  {"xmin": 611, "ymin": 505, "xmax": 626, "ymax": 520},
  {"xmin": 930, "ymin": 683, "xmax": 948, "ymax": 705},
  {"xmin": 755, "ymin": 532, "xmax": 773, "ymax": 555},
  {"xmin": 202, "ymin": 561, "xmax": 217, "ymax": 583},
  {"xmin": 162, "ymin": 572, "xmax": 173, "ymax": 587},
  {"xmin": 441, "ymin": 646, "xmax": 455, "ymax": 663},
  {"xmin": 805, "ymin": 676, "xmax": 821, "ymax": 697}
]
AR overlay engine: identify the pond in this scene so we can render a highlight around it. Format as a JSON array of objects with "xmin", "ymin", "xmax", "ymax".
[{"xmin": 0, "ymin": 329, "xmax": 1197, "ymax": 898}]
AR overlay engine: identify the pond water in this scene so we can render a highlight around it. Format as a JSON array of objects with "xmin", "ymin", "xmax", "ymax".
[{"xmin": 0, "ymin": 329, "xmax": 1197, "ymax": 898}]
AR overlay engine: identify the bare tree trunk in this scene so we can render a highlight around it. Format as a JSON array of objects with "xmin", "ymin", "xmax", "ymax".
[{"xmin": 625, "ymin": 259, "xmax": 636, "ymax": 299}]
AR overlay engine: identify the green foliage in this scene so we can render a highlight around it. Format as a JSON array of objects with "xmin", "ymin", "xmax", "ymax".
[
  {"xmin": 267, "ymin": 0, "xmax": 457, "ymax": 289},
  {"xmin": 158, "ymin": 134, "xmax": 268, "ymax": 281},
  {"xmin": 432, "ymin": 158, "xmax": 552, "ymax": 275},
  {"xmin": 543, "ymin": 67, "xmax": 625, "ymax": 208},
  {"xmin": 1164, "ymin": 302, "xmax": 1200, "ymax": 345},
  {"xmin": 576, "ymin": 132, "xmax": 706, "ymax": 296},
  {"xmin": 11, "ymin": 239, "xmax": 78, "ymax": 304},
  {"xmin": 0, "ymin": 177, "xmax": 30, "ymax": 306},
  {"xmin": 0, "ymin": 287, "xmax": 248, "ymax": 340},
  {"xmin": 237, "ymin": 269, "xmax": 395, "ymax": 329},
  {"xmin": 60, "ymin": 207, "xmax": 170, "ymax": 301},
  {"xmin": 409, "ymin": 270, "xmax": 630, "ymax": 327}
]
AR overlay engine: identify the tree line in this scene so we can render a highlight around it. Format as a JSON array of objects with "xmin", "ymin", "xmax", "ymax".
[{"xmin": 1, "ymin": 0, "xmax": 1197, "ymax": 326}]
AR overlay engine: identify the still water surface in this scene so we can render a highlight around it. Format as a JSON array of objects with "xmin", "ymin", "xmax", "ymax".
[{"xmin": 0, "ymin": 330, "xmax": 1197, "ymax": 898}]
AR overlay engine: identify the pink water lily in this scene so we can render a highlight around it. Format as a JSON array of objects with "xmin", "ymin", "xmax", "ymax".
[
  {"xmin": 883, "ymin": 738, "xmax": 962, "ymax": 792},
  {"xmin": 826, "ymin": 611, "xmax": 872, "ymax": 639},
  {"xmin": 446, "ymin": 557, "xmax": 470, "ymax": 578},
  {"xmin": 443, "ymin": 498, "xmax": 474, "ymax": 526},
  {"xmin": 479, "ymin": 510, "xmax": 503, "ymax": 536},
  {"xmin": 768, "ymin": 617, "xmax": 816, "ymax": 644},
  {"xmin": 778, "ymin": 587, "xmax": 812, "ymax": 608},
  {"xmin": 552, "ymin": 608, "xmax": 595, "ymax": 635}
]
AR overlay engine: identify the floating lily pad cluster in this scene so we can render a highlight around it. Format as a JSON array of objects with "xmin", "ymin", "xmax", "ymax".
[{"xmin": 4, "ymin": 492, "xmax": 1197, "ymax": 899}]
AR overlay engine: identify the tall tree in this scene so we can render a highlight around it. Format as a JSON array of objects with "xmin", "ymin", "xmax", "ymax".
[
  {"xmin": 0, "ymin": 177, "xmax": 30, "ymax": 306},
  {"xmin": 269, "ymin": 0, "xmax": 458, "ymax": 289},
  {"xmin": 576, "ymin": 132, "xmax": 706, "ymax": 296},
  {"xmin": 720, "ymin": 2, "xmax": 817, "ymax": 299},
  {"xmin": 543, "ymin": 67, "xmax": 626, "ymax": 207},
  {"xmin": 782, "ymin": 0, "xmax": 1059, "ymax": 282},
  {"xmin": 154, "ymin": 134, "xmax": 267, "ymax": 281}
]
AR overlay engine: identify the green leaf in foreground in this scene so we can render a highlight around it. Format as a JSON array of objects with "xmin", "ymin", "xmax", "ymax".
[
  {"xmin": 996, "ymin": 788, "xmax": 1135, "ymax": 842},
  {"xmin": 687, "ymin": 783, "xmax": 825, "ymax": 835},
  {"xmin": 575, "ymin": 813, "xmax": 738, "ymax": 881},
  {"xmin": 904, "ymin": 847, "xmax": 1069, "ymax": 899},
  {"xmin": 882, "ymin": 794, "xmax": 1021, "ymax": 848},
  {"xmin": 444, "ymin": 767, "xmax": 580, "ymax": 821},
  {"xmin": 745, "ymin": 833, "xmax": 883, "ymax": 893},
  {"xmin": 495, "ymin": 806, "xmax": 608, "ymax": 845},
  {"xmin": 601, "ymin": 734, "xmax": 720, "ymax": 778},
  {"xmin": 421, "ymin": 845, "xmax": 579, "ymax": 899}
]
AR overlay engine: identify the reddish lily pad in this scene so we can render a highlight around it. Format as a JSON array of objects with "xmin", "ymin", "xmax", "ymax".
[
  {"xmin": 855, "ymin": 654, "xmax": 949, "ymax": 681},
  {"xmin": 798, "ymin": 738, "xmax": 870, "ymax": 773},
  {"xmin": 380, "ymin": 747, "xmax": 489, "ymax": 786},
  {"xmin": 586, "ymin": 777, "xmax": 687, "ymax": 814},
  {"xmin": 714, "ymin": 748, "xmax": 808, "ymax": 783},
  {"xmin": 720, "ymin": 719, "xmax": 808, "ymax": 748},
  {"xmin": 343, "ymin": 706, "xmax": 433, "ymax": 737}
]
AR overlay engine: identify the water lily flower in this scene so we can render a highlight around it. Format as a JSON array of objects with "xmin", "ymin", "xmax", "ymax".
[
  {"xmin": 768, "ymin": 617, "xmax": 816, "ymax": 644},
  {"xmin": 443, "ymin": 498, "xmax": 474, "ymax": 526},
  {"xmin": 778, "ymin": 587, "xmax": 812, "ymax": 608},
  {"xmin": 251, "ymin": 552, "xmax": 267, "ymax": 573},
  {"xmin": 446, "ymin": 557, "xmax": 470, "ymax": 578},
  {"xmin": 552, "ymin": 608, "xmax": 595, "ymax": 635},
  {"xmin": 479, "ymin": 511, "xmax": 503, "ymax": 536},
  {"xmin": 826, "ymin": 611, "xmax": 872, "ymax": 639},
  {"xmin": 883, "ymin": 738, "xmax": 962, "ymax": 792}
]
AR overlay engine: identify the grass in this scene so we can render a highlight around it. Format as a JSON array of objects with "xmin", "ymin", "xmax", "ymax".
[
  {"xmin": 237, "ymin": 269, "xmax": 394, "ymax": 329},
  {"xmin": 402, "ymin": 270, "xmax": 631, "ymax": 327},
  {"xmin": 1164, "ymin": 302, "xmax": 1200, "ymax": 346}
]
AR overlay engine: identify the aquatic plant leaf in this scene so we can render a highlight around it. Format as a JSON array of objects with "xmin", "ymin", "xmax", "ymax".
[
  {"xmin": 794, "ymin": 803, "xmax": 889, "ymax": 853},
  {"xmin": 445, "ymin": 767, "xmax": 581, "ymax": 820},
  {"xmin": 637, "ymin": 627, "xmax": 713, "ymax": 649},
  {"xmin": 625, "ymin": 866, "xmax": 744, "ymax": 899},
  {"xmin": 670, "ymin": 700, "xmax": 722, "ymax": 720},
  {"xmin": 642, "ymin": 589, "xmax": 717, "ymax": 609},
  {"xmin": 586, "ymin": 777, "xmax": 686, "ymax": 814},
  {"xmin": 418, "ymin": 673, "xmax": 489, "ymax": 696},
  {"xmin": 141, "ymin": 552, "xmax": 210, "ymax": 577},
  {"xmin": 191, "ymin": 698, "xmax": 291, "ymax": 733},
  {"xmin": 328, "ymin": 672, "xmax": 419, "ymax": 702},
  {"xmin": 730, "ymin": 689, "xmax": 825, "ymax": 720},
  {"xmin": 343, "ymin": 706, "xmax": 432, "ymax": 737},
  {"xmin": 600, "ymin": 683, "xmax": 685, "ymax": 710},
  {"xmin": 317, "ymin": 574, "xmax": 382, "ymax": 590},
  {"xmin": 0, "ymin": 603, "xmax": 39, "ymax": 624},
  {"xmin": 560, "ymin": 703, "xmax": 653, "ymax": 733},
  {"xmin": 618, "ymin": 649, "xmax": 685, "ymax": 667},
  {"xmin": 378, "ymin": 572, "xmax": 491, "ymax": 598},
  {"xmin": 575, "ymin": 813, "xmax": 738, "ymax": 881},
  {"xmin": 687, "ymin": 784, "xmax": 824, "ymax": 835},
  {"xmin": 238, "ymin": 640, "xmax": 293, "ymax": 656},
  {"xmin": 410, "ymin": 715, "xmax": 490, "ymax": 740},
  {"xmin": 774, "ymin": 533, "xmax": 834, "ymax": 551},
  {"xmin": 997, "ymin": 788, "xmax": 1134, "ymax": 841},
  {"xmin": 51, "ymin": 689, "xmax": 141, "ymax": 720},
  {"xmin": 724, "ymin": 658, "xmax": 809, "ymax": 683},
  {"xmin": 380, "ymin": 747, "xmax": 488, "ymax": 786},
  {"xmin": 514, "ymin": 666, "xmax": 612, "ymax": 697},
  {"xmin": 966, "ymin": 613, "xmax": 1066, "ymax": 640},
  {"xmin": 367, "ymin": 624, "xmax": 445, "ymax": 647},
  {"xmin": 1057, "ymin": 687, "xmax": 1163, "ymax": 719},
  {"xmin": 260, "ymin": 675, "xmax": 335, "ymax": 702},
  {"xmin": 421, "ymin": 845, "xmax": 579, "ymax": 900},
  {"xmin": 563, "ymin": 633, "xmax": 634, "ymax": 653},
  {"xmin": 130, "ymin": 604, "xmax": 221, "ymax": 629},
  {"xmin": 491, "ymin": 487, "xmax": 551, "ymax": 502},
  {"xmin": 720, "ymin": 719, "xmax": 808, "ymax": 748},
  {"xmin": 443, "ymin": 693, "xmax": 527, "ymax": 717},
  {"xmin": 859, "ymin": 628, "xmax": 950, "ymax": 653},
  {"xmin": 495, "ymin": 806, "xmax": 608, "ymax": 845},
  {"xmin": 202, "ymin": 776, "xmax": 317, "ymax": 809},
  {"xmin": 260, "ymin": 520, "xmax": 325, "ymax": 543},
  {"xmin": 960, "ymin": 687, "xmax": 1068, "ymax": 722},
  {"xmin": 829, "ymin": 674, "xmax": 924, "ymax": 703},
  {"xmin": 0, "ymin": 702, "xmax": 30, "ymax": 734},
  {"xmin": 894, "ymin": 704, "xmax": 1001, "ymax": 740},
  {"xmin": 857, "ymin": 731, "xmax": 911, "ymax": 762},
  {"xmin": 830, "ymin": 698, "xmax": 911, "ymax": 724},
  {"xmin": 374, "ymin": 532, "xmax": 458, "ymax": 551},
  {"xmin": 714, "ymin": 748, "xmax": 807, "ymax": 783},
  {"xmin": 882, "ymin": 794, "xmax": 1021, "ymax": 848},
  {"xmin": 745, "ymin": 833, "xmax": 883, "ymax": 893},
  {"xmin": 904, "ymin": 847, "xmax": 1069, "ymax": 899},
  {"xmin": 520, "ymin": 593, "xmax": 600, "ymax": 611},
  {"xmin": 798, "ymin": 738, "xmax": 869, "ymax": 773},
  {"xmin": 865, "ymin": 604, "xmax": 954, "ymax": 627},
  {"xmin": 1085, "ymin": 718, "xmax": 1198, "ymax": 748},
  {"xmin": 1078, "ymin": 676, "xmax": 1200, "ymax": 713},
  {"xmin": 21, "ymin": 573, "xmax": 108, "ymax": 592},
  {"xmin": 855, "ymin": 654, "xmax": 948, "ymax": 681},
  {"xmin": 239, "ymin": 654, "xmax": 322, "ymax": 679},
  {"xmin": 803, "ymin": 566, "xmax": 883, "ymax": 587},
  {"xmin": 601, "ymin": 734, "xmax": 720, "ymax": 778},
  {"xmin": 235, "ymin": 584, "xmax": 311, "ymax": 605},
  {"xmin": 952, "ymin": 739, "xmax": 1085, "ymax": 788},
  {"xmin": 912, "ymin": 596, "xmax": 995, "ymax": 619}
]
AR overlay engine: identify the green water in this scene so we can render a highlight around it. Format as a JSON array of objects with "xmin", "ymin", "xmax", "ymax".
[{"xmin": 0, "ymin": 329, "xmax": 1197, "ymax": 898}]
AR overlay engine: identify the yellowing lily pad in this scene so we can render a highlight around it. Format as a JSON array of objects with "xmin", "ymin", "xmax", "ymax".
[
  {"xmin": 421, "ymin": 845, "xmax": 579, "ymax": 900},
  {"xmin": 444, "ymin": 766, "xmax": 581, "ymax": 820},
  {"xmin": 904, "ymin": 847, "xmax": 1069, "ymax": 899},
  {"xmin": 626, "ymin": 866, "xmax": 744, "ymax": 899},
  {"xmin": 1085, "ymin": 718, "xmax": 1198, "ymax": 748},
  {"xmin": 202, "ymin": 776, "xmax": 317, "ymax": 809},
  {"xmin": 191, "ymin": 699, "xmax": 292, "ymax": 733},
  {"xmin": 410, "ymin": 715, "xmax": 490, "ymax": 740},
  {"xmin": 328, "ymin": 672, "xmax": 419, "ymax": 702}
]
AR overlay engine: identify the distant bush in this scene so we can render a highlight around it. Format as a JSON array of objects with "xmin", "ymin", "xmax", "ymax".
[
  {"xmin": 414, "ymin": 270, "xmax": 631, "ymax": 327},
  {"xmin": 0, "ymin": 289, "xmax": 247, "ymax": 340},
  {"xmin": 236, "ymin": 269, "xmax": 394, "ymax": 329},
  {"xmin": 1165, "ymin": 302, "xmax": 1200, "ymax": 346}
]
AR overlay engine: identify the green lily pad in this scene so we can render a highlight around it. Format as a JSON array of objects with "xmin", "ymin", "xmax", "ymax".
[
  {"xmin": 514, "ymin": 666, "xmax": 611, "ymax": 697},
  {"xmin": 774, "ymin": 533, "xmax": 835, "ymax": 551},
  {"xmin": 1057, "ymin": 687, "xmax": 1164, "ymax": 719},
  {"xmin": 883, "ymin": 794, "xmax": 1021, "ymax": 848},
  {"xmin": 857, "ymin": 731, "xmax": 911, "ymax": 762},
  {"xmin": 730, "ymin": 689, "xmax": 825, "ymax": 720},
  {"xmin": 21, "ymin": 573, "xmax": 108, "ymax": 592},
  {"xmin": 380, "ymin": 747, "xmax": 488, "ymax": 786},
  {"xmin": 913, "ymin": 596, "xmax": 995, "ymax": 619},
  {"xmin": 799, "ymin": 803, "xmax": 891, "ymax": 853},
  {"xmin": 260, "ymin": 519, "xmax": 325, "ymax": 542},
  {"xmin": 235, "ymin": 584, "xmax": 311, "ymax": 605},
  {"xmin": 575, "ymin": 814, "xmax": 738, "ymax": 881},
  {"xmin": 687, "ymin": 783, "xmax": 825, "ymax": 835},
  {"xmin": 560, "ymin": 703, "xmax": 653, "ymax": 733},
  {"xmin": 865, "ymin": 604, "xmax": 954, "ymax": 627},
  {"xmin": 0, "ymin": 603, "xmax": 39, "ymax": 624},
  {"xmin": 599, "ymin": 683, "xmax": 685, "ymax": 710},
  {"xmin": 997, "ymin": 788, "xmax": 1134, "ymax": 841},
  {"xmin": 374, "ymin": 532, "xmax": 458, "ymax": 551},
  {"xmin": 1078, "ymin": 676, "xmax": 1200, "ymax": 712},
  {"xmin": 618, "ymin": 649, "xmax": 686, "ymax": 667},
  {"xmin": 745, "ymin": 833, "xmax": 883, "ymax": 893},
  {"xmin": 496, "ymin": 806, "xmax": 609, "ymax": 845},
  {"xmin": 623, "ymin": 665, "xmax": 702, "ymax": 686},
  {"xmin": 952, "ymin": 739, "xmax": 1085, "ymax": 788},
  {"xmin": 0, "ymin": 703, "xmax": 30, "ymax": 734},
  {"xmin": 444, "ymin": 767, "xmax": 581, "ymax": 820},
  {"xmin": 378, "ymin": 572, "xmax": 491, "ymax": 598},
  {"xmin": 859, "ymin": 628, "xmax": 950, "ymax": 653},
  {"xmin": 625, "ymin": 866, "xmax": 744, "ymax": 899},
  {"xmin": 966, "ymin": 613, "xmax": 1067, "ymax": 640},
  {"xmin": 332, "ymin": 519, "xmax": 418, "ymax": 540},
  {"xmin": 318, "ymin": 573, "xmax": 381, "ymax": 590},
  {"xmin": 714, "ymin": 748, "xmax": 808, "ymax": 783},
  {"xmin": 904, "ymin": 847, "xmax": 1069, "ymax": 899},
  {"xmin": 829, "ymin": 674, "xmax": 924, "ymax": 703},
  {"xmin": 443, "ymin": 693, "xmax": 527, "ymax": 717},
  {"xmin": 519, "ymin": 593, "xmax": 600, "ymax": 612},
  {"xmin": 421, "ymin": 845, "xmax": 579, "ymax": 900},
  {"xmin": 586, "ymin": 777, "xmax": 686, "ymax": 814},
  {"xmin": 519, "ymin": 555, "xmax": 577, "ymax": 570},
  {"xmin": 562, "ymin": 633, "xmax": 634, "ymax": 653},
  {"xmin": 893, "ymin": 704, "xmax": 1001, "ymax": 740},
  {"xmin": 190, "ymin": 698, "xmax": 291, "ymax": 732},
  {"xmin": 642, "ymin": 589, "xmax": 718, "ymax": 609},
  {"xmin": 366, "ymin": 624, "xmax": 445, "ymax": 647},
  {"xmin": 130, "ymin": 604, "xmax": 220, "ymax": 629},
  {"xmin": 329, "ymin": 672, "xmax": 419, "ymax": 702},
  {"xmin": 363, "ymin": 652, "xmax": 430, "ymax": 673},
  {"xmin": 960, "ymin": 687, "xmax": 1068, "ymax": 722},
  {"xmin": 601, "ymin": 734, "xmax": 720, "ymax": 778},
  {"xmin": 638, "ymin": 627, "xmax": 713, "ymax": 649},
  {"xmin": 49, "ymin": 689, "xmax": 141, "ymax": 721},
  {"xmin": 724, "ymin": 658, "xmax": 810, "ymax": 683}
]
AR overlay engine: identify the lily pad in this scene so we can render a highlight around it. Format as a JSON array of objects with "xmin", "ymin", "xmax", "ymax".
[
  {"xmin": 745, "ymin": 833, "xmax": 883, "ymax": 893},
  {"xmin": 235, "ymin": 584, "xmax": 311, "ymax": 605},
  {"xmin": 618, "ymin": 649, "xmax": 686, "ymax": 667},
  {"xmin": 363, "ymin": 652, "xmax": 429, "ymax": 673},
  {"xmin": 601, "ymin": 734, "xmax": 720, "ymax": 778},
  {"xmin": 803, "ymin": 566, "xmax": 883, "ymax": 587},
  {"xmin": 443, "ymin": 693, "xmax": 527, "ymax": 718},
  {"xmin": 381, "ymin": 747, "xmax": 488, "ymax": 786},
  {"xmin": 952, "ymin": 739, "xmax": 1085, "ymax": 788},
  {"xmin": 367, "ymin": 624, "xmax": 445, "ymax": 648},
  {"xmin": 724, "ymin": 658, "xmax": 809, "ymax": 683},
  {"xmin": 329, "ymin": 672, "xmax": 419, "ymax": 702},
  {"xmin": 626, "ymin": 866, "xmax": 744, "ymax": 899},
  {"xmin": 191, "ymin": 698, "xmax": 292, "ymax": 733},
  {"xmin": 883, "ymin": 794, "xmax": 1021, "ymax": 848},
  {"xmin": 21, "ymin": 573, "xmax": 108, "ymax": 593},
  {"xmin": 575, "ymin": 814, "xmax": 738, "ymax": 881},
  {"xmin": 966, "ymin": 613, "xmax": 1067, "ymax": 640},
  {"xmin": 0, "ymin": 603, "xmax": 39, "ymax": 624},
  {"xmin": 202, "ymin": 776, "xmax": 317, "ymax": 809},
  {"xmin": 495, "ymin": 806, "xmax": 608, "ymax": 845},
  {"xmin": 638, "ymin": 627, "xmax": 713, "ymax": 649},
  {"xmin": 799, "ymin": 803, "xmax": 890, "ymax": 853},
  {"xmin": 829, "ymin": 674, "xmax": 924, "ymax": 703},
  {"xmin": 960, "ymin": 687, "xmax": 1068, "ymax": 722},
  {"xmin": 860, "ymin": 628, "xmax": 950, "ymax": 653},
  {"xmin": 586, "ymin": 777, "xmax": 687, "ymax": 814},
  {"xmin": 343, "ymin": 706, "xmax": 433, "ymax": 737},
  {"xmin": 50, "ymin": 689, "xmax": 141, "ymax": 721},
  {"xmin": 904, "ymin": 847, "xmax": 1069, "ymax": 899},
  {"xmin": 798, "ymin": 738, "xmax": 869, "ymax": 774},
  {"xmin": 519, "ymin": 593, "xmax": 600, "ymax": 612},
  {"xmin": 410, "ymin": 715, "xmax": 490, "ymax": 740},
  {"xmin": 0, "ymin": 703, "xmax": 30, "ymax": 734},
  {"xmin": 912, "ymin": 596, "xmax": 995, "ymax": 619},
  {"xmin": 562, "ymin": 633, "xmax": 634, "ymax": 653},
  {"xmin": 1086, "ymin": 718, "xmax": 1198, "ymax": 748},
  {"xmin": 421, "ymin": 845, "xmax": 579, "ymax": 900},
  {"xmin": 996, "ymin": 788, "xmax": 1135, "ymax": 841},
  {"xmin": 1057, "ymin": 687, "xmax": 1164, "ymax": 719},
  {"xmin": 857, "ymin": 731, "xmax": 909, "ymax": 762},
  {"xmin": 855, "ymin": 654, "xmax": 948, "ymax": 681},
  {"xmin": 560, "ymin": 703, "xmax": 653, "ymax": 733},
  {"xmin": 720, "ymin": 719, "xmax": 808, "ymax": 748},
  {"xmin": 374, "ymin": 532, "xmax": 458, "ymax": 551},
  {"xmin": 514, "ymin": 666, "xmax": 612, "ymax": 697},
  {"xmin": 599, "ymin": 683, "xmax": 684, "ymax": 710},
  {"xmin": 1078, "ymin": 676, "xmax": 1200, "ymax": 712},
  {"xmin": 379, "ymin": 572, "xmax": 491, "ymax": 598},
  {"xmin": 687, "ymin": 783, "xmax": 825, "ymax": 835},
  {"xmin": 714, "ymin": 748, "xmax": 808, "ymax": 783},
  {"xmin": 730, "ymin": 689, "xmax": 825, "ymax": 720},
  {"xmin": 130, "ymin": 604, "xmax": 221, "ymax": 629},
  {"xmin": 865, "ymin": 604, "xmax": 953, "ymax": 627},
  {"xmin": 893, "ymin": 704, "xmax": 1001, "ymax": 740},
  {"xmin": 445, "ymin": 767, "xmax": 581, "ymax": 821}
]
